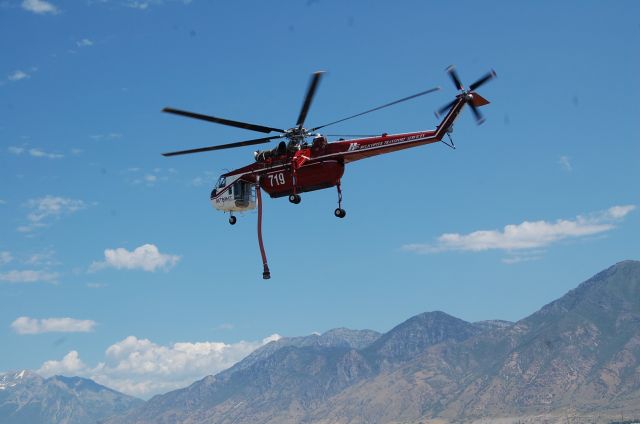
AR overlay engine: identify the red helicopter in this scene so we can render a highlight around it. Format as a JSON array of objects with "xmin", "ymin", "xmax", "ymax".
[{"xmin": 162, "ymin": 66, "xmax": 496, "ymax": 279}]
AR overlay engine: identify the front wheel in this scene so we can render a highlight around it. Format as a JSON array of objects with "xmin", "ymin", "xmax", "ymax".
[
  {"xmin": 334, "ymin": 208, "xmax": 346, "ymax": 218},
  {"xmin": 229, "ymin": 216, "xmax": 237, "ymax": 225}
]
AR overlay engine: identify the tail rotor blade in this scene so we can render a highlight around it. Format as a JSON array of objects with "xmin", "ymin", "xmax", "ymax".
[
  {"xmin": 468, "ymin": 102, "xmax": 485, "ymax": 125},
  {"xmin": 446, "ymin": 65, "xmax": 464, "ymax": 91},
  {"xmin": 469, "ymin": 70, "xmax": 497, "ymax": 91},
  {"xmin": 436, "ymin": 99, "xmax": 457, "ymax": 118}
]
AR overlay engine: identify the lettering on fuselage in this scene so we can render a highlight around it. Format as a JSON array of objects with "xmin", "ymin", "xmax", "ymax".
[
  {"xmin": 214, "ymin": 193, "xmax": 232, "ymax": 206},
  {"xmin": 267, "ymin": 172, "xmax": 286, "ymax": 186},
  {"xmin": 346, "ymin": 133, "xmax": 429, "ymax": 152}
]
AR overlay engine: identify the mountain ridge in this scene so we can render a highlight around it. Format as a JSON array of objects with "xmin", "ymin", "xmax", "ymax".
[
  {"xmin": 108, "ymin": 260, "xmax": 640, "ymax": 424},
  {"xmin": 5, "ymin": 260, "xmax": 640, "ymax": 424},
  {"xmin": 0, "ymin": 370, "xmax": 142, "ymax": 424}
]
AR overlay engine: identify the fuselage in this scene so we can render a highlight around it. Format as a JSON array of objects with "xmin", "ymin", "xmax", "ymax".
[{"xmin": 211, "ymin": 95, "xmax": 466, "ymax": 213}]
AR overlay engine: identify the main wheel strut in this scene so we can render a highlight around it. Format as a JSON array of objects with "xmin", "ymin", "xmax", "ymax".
[{"xmin": 335, "ymin": 181, "xmax": 346, "ymax": 218}]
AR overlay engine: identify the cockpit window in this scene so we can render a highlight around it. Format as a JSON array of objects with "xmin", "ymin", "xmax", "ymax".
[{"xmin": 217, "ymin": 176, "xmax": 226, "ymax": 188}]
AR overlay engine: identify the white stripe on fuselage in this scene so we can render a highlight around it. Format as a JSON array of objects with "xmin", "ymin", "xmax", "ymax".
[{"xmin": 223, "ymin": 132, "xmax": 438, "ymax": 180}]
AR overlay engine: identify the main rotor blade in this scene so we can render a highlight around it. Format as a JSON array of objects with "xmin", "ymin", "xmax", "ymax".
[
  {"xmin": 446, "ymin": 65, "xmax": 464, "ymax": 91},
  {"xmin": 163, "ymin": 107, "xmax": 285, "ymax": 134},
  {"xmin": 296, "ymin": 71, "xmax": 324, "ymax": 128},
  {"xmin": 311, "ymin": 86, "xmax": 440, "ymax": 132},
  {"xmin": 469, "ymin": 70, "xmax": 497, "ymax": 91},
  {"xmin": 162, "ymin": 135, "xmax": 282, "ymax": 157}
]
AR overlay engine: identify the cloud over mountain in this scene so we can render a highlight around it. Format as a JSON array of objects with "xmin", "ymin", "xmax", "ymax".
[{"xmin": 38, "ymin": 334, "xmax": 281, "ymax": 398}]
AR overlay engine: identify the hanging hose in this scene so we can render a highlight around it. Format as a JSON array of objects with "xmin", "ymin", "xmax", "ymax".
[{"xmin": 256, "ymin": 180, "xmax": 271, "ymax": 279}]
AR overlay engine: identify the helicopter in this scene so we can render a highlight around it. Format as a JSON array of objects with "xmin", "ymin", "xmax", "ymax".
[{"xmin": 162, "ymin": 66, "xmax": 496, "ymax": 279}]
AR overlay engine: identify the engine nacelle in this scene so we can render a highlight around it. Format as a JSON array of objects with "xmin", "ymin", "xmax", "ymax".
[{"xmin": 254, "ymin": 141, "xmax": 288, "ymax": 163}]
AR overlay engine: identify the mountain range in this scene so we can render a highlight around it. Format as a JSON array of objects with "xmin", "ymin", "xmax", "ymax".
[
  {"xmin": 0, "ymin": 370, "xmax": 142, "ymax": 424},
  {"xmin": 3, "ymin": 260, "xmax": 640, "ymax": 423}
]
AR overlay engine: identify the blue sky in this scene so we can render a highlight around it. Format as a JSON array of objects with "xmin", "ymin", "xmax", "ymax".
[{"xmin": 1, "ymin": 0, "xmax": 639, "ymax": 398}]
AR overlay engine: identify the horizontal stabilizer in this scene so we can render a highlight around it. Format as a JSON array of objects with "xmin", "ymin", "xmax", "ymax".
[{"xmin": 470, "ymin": 92, "xmax": 490, "ymax": 107}]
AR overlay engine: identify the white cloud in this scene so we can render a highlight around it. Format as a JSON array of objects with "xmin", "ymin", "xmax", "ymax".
[
  {"xmin": 9, "ymin": 146, "xmax": 64, "ymax": 159},
  {"xmin": 403, "ymin": 205, "xmax": 636, "ymax": 256},
  {"xmin": 38, "ymin": 351, "xmax": 86, "ymax": 375},
  {"xmin": 127, "ymin": 1, "xmax": 151, "ymax": 9},
  {"xmin": 0, "ymin": 270, "xmax": 59, "ymax": 283},
  {"xmin": 28, "ymin": 196, "xmax": 86, "ymax": 221},
  {"xmin": 11, "ymin": 317, "xmax": 96, "ymax": 334},
  {"xmin": 8, "ymin": 146, "xmax": 25, "ymax": 154},
  {"xmin": 29, "ymin": 148, "xmax": 64, "ymax": 159},
  {"xmin": 38, "ymin": 334, "xmax": 280, "ymax": 398},
  {"xmin": 25, "ymin": 249, "xmax": 59, "ymax": 266},
  {"xmin": 126, "ymin": 0, "xmax": 191, "ymax": 10},
  {"xmin": 215, "ymin": 323, "xmax": 235, "ymax": 331},
  {"xmin": 123, "ymin": 167, "xmax": 174, "ymax": 186},
  {"xmin": 608, "ymin": 205, "xmax": 635, "ymax": 219},
  {"xmin": 8, "ymin": 70, "xmax": 30, "ymax": 81},
  {"xmin": 501, "ymin": 253, "xmax": 543, "ymax": 265},
  {"xmin": 76, "ymin": 38, "xmax": 94, "ymax": 47},
  {"xmin": 190, "ymin": 171, "xmax": 215, "ymax": 187},
  {"xmin": 0, "ymin": 251, "xmax": 13, "ymax": 266},
  {"xmin": 91, "ymin": 244, "xmax": 180, "ymax": 272},
  {"xmin": 559, "ymin": 155, "xmax": 572, "ymax": 171},
  {"xmin": 19, "ymin": 196, "xmax": 87, "ymax": 233},
  {"xmin": 21, "ymin": 0, "xmax": 58, "ymax": 14},
  {"xmin": 90, "ymin": 133, "xmax": 122, "ymax": 141}
]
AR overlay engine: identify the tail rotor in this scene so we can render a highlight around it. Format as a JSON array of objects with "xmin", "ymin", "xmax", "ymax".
[{"xmin": 436, "ymin": 66, "xmax": 496, "ymax": 124}]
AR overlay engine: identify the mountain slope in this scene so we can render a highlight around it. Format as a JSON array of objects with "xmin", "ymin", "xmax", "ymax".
[
  {"xmin": 311, "ymin": 260, "xmax": 640, "ymax": 423},
  {"xmin": 110, "ymin": 312, "xmax": 485, "ymax": 423},
  {"xmin": 98, "ymin": 261, "xmax": 640, "ymax": 423},
  {"xmin": 0, "ymin": 370, "xmax": 142, "ymax": 424},
  {"xmin": 223, "ymin": 327, "xmax": 380, "ymax": 377},
  {"xmin": 363, "ymin": 311, "xmax": 482, "ymax": 365}
]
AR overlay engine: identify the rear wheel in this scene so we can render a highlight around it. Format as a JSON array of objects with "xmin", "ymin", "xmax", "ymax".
[{"xmin": 334, "ymin": 208, "xmax": 346, "ymax": 218}]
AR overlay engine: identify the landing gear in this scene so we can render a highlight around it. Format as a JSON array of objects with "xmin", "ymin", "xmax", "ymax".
[
  {"xmin": 334, "ymin": 181, "xmax": 346, "ymax": 218},
  {"xmin": 229, "ymin": 215, "xmax": 237, "ymax": 225},
  {"xmin": 288, "ymin": 194, "xmax": 301, "ymax": 204}
]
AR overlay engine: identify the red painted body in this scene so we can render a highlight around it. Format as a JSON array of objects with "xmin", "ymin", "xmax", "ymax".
[
  {"xmin": 217, "ymin": 95, "xmax": 466, "ymax": 199},
  {"xmin": 260, "ymin": 160, "xmax": 344, "ymax": 198}
]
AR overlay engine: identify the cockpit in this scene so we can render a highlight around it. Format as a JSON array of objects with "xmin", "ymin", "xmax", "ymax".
[{"xmin": 210, "ymin": 175, "xmax": 257, "ymax": 212}]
